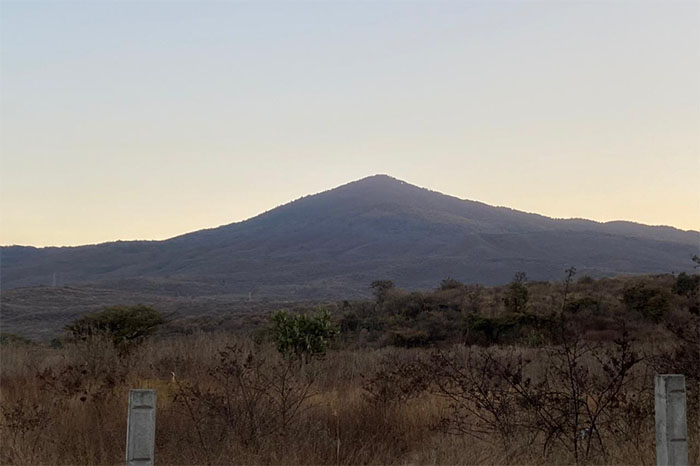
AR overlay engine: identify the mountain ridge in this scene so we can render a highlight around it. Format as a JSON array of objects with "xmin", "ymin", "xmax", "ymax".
[
  {"xmin": 3, "ymin": 174, "xmax": 697, "ymax": 248},
  {"xmin": 1, "ymin": 174, "xmax": 697, "ymax": 296}
]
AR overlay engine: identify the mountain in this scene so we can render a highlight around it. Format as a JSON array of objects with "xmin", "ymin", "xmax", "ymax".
[{"xmin": 2, "ymin": 175, "xmax": 698, "ymax": 298}]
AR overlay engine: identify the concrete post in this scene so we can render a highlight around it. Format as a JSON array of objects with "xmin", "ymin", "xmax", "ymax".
[
  {"xmin": 655, "ymin": 374, "xmax": 688, "ymax": 466},
  {"xmin": 126, "ymin": 389, "xmax": 156, "ymax": 466}
]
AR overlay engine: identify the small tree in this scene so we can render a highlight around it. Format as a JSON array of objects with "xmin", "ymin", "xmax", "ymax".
[
  {"xmin": 561, "ymin": 267, "xmax": 577, "ymax": 313},
  {"xmin": 65, "ymin": 305, "xmax": 164, "ymax": 351},
  {"xmin": 673, "ymin": 272, "xmax": 700, "ymax": 315},
  {"xmin": 271, "ymin": 309, "xmax": 338, "ymax": 362},
  {"xmin": 439, "ymin": 277, "xmax": 463, "ymax": 291},
  {"xmin": 503, "ymin": 272, "xmax": 529, "ymax": 313},
  {"xmin": 370, "ymin": 280, "xmax": 395, "ymax": 304}
]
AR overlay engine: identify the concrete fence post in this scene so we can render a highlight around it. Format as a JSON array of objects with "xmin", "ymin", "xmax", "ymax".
[
  {"xmin": 126, "ymin": 389, "xmax": 156, "ymax": 466},
  {"xmin": 655, "ymin": 374, "xmax": 688, "ymax": 466}
]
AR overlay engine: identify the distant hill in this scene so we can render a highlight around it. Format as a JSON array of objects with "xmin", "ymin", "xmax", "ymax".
[{"xmin": 2, "ymin": 175, "xmax": 698, "ymax": 299}]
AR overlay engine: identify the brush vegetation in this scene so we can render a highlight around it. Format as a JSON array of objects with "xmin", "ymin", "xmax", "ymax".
[{"xmin": 1, "ymin": 272, "xmax": 698, "ymax": 465}]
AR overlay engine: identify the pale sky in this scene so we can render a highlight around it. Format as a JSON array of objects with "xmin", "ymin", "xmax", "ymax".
[{"xmin": 1, "ymin": 1, "xmax": 698, "ymax": 247}]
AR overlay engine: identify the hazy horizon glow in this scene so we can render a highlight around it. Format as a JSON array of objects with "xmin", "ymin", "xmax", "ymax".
[{"xmin": 1, "ymin": 1, "xmax": 699, "ymax": 247}]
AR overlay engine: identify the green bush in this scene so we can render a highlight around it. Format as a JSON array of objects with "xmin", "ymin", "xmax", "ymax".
[
  {"xmin": 622, "ymin": 283, "xmax": 670, "ymax": 322},
  {"xmin": 464, "ymin": 314, "xmax": 518, "ymax": 344},
  {"xmin": 464, "ymin": 312, "xmax": 557, "ymax": 346},
  {"xmin": 271, "ymin": 309, "xmax": 339, "ymax": 361},
  {"xmin": 65, "ymin": 305, "xmax": 164, "ymax": 349}
]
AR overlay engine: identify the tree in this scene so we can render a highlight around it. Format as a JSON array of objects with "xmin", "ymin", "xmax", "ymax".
[
  {"xmin": 503, "ymin": 272, "xmax": 529, "ymax": 313},
  {"xmin": 271, "ymin": 309, "xmax": 339, "ymax": 362},
  {"xmin": 561, "ymin": 267, "xmax": 577, "ymax": 313},
  {"xmin": 439, "ymin": 277, "xmax": 463, "ymax": 291},
  {"xmin": 65, "ymin": 305, "xmax": 164, "ymax": 350},
  {"xmin": 622, "ymin": 282, "xmax": 670, "ymax": 322},
  {"xmin": 370, "ymin": 280, "xmax": 395, "ymax": 304},
  {"xmin": 673, "ymin": 272, "xmax": 700, "ymax": 315}
]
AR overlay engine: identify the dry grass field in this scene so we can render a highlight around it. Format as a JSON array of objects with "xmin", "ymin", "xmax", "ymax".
[{"xmin": 1, "ymin": 274, "xmax": 698, "ymax": 465}]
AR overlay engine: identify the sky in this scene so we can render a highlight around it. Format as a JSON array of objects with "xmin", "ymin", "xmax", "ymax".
[{"xmin": 1, "ymin": 1, "xmax": 698, "ymax": 247}]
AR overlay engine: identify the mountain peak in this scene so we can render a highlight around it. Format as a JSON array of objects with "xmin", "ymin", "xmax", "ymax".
[
  {"xmin": 343, "ymin": 174, "xmax": 409, "ymax": 189},
  {"xmin": 311, "ymin": 174, "xmax": 433, "ymax": 209},
  {"xmin": 330, "ymin": 174, "xmax": 422, "ymax": 198},
  {"xmin": 355, "ymin": 173, "xmax": 402, "ymax": 183}
]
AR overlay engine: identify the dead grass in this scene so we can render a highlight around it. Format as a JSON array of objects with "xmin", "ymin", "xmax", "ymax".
[{"xmin": 1, "ymin": 330, "xmax": 697, "ymax": 466}]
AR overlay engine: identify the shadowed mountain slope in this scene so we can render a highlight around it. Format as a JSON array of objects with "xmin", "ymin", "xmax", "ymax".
[{"xmin": 2, "ymin": 175, "xmax": 698, "ymax": 298}]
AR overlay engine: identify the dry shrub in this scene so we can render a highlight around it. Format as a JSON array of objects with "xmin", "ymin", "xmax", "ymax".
[
  {"xmin": 0, "ymin": 321, "xmax": 697, "ymax": 465},
  {"xmin": 0, "ymin": 399, "xmax": 51, "ymax": 465},
  {"xmin": 362, "ymin": 350, "xmax": 431, "ymax": 407},
  {"xmin": 428, "ymin": 328, "xmax": 650, "ymax": 465},
  {"xmin": 170, "ymin": 343, "xmax": 318, "ymax": 464}
]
